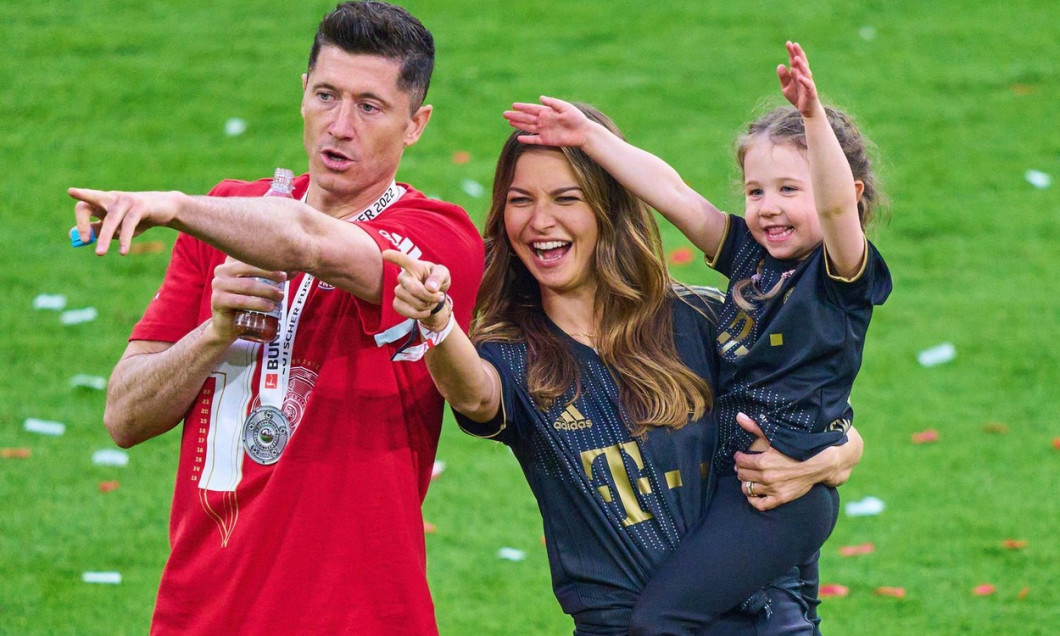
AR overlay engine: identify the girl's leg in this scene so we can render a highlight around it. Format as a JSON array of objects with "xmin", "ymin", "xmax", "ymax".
[{"xmin": 628, "ymin": 476, "xmax": 838, "ymax": 635}]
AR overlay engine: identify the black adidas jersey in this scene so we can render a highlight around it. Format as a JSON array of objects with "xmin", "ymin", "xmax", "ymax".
[
  {"xmin": 457, "ymin": 289, "xmax": 723, "ymax": 632},
  {"xmin": 711, "ymin": 214, "xmax": 892, "ymax": 467}
]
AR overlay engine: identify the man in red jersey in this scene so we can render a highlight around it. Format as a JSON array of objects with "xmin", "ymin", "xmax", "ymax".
[{"xmin": 69, "ymin": 2, "xmax": 483, "ymax": 634}]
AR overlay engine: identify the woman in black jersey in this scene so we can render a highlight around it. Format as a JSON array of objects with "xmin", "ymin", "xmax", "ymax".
[{"xmin": 383, "ymin": 103, "xmax": 863, "ymax": 635}]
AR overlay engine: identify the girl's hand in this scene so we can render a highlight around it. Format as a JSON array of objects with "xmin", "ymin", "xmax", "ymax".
[
  {"xmin": 504, "ymin": 95, "xmax": 593, "ymax": 147},
  {"xmin": 776, "ymin": 41, "xmax": 822, "ymax": 118}
]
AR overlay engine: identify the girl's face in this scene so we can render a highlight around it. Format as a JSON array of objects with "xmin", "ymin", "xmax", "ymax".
[
  {"xmin": 504, "ymin": 150, "xmax": 600, "ymax": 298},
  {"xmin": 742, "ymin": 138, "xmax": 823, "ymax": 261}
]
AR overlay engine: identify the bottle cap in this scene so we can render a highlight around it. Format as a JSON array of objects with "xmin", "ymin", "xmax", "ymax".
[
  {"xmin": 271, "ymin": 168, "xmax": 295, "ymax": 194},
  {"xmin": 70, "ymin": 226, "xmax": 96, "ymax": 247}
]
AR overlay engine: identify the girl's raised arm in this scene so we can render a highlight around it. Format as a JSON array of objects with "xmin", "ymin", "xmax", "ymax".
[
  {"xmin": 505, "ymin": 96, "xmax": 728, "ymax": 260},
  {"xmin": 779, "ymin": 41, "xmax": 866, "ymax": 277}
]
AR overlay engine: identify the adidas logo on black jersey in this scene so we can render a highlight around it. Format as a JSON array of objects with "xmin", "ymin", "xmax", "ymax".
[{"xmin": 553, "ymin": 404, "xmax": 593, "ymax": 431}]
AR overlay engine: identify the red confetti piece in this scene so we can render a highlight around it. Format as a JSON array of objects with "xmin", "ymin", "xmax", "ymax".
[
  {"xmin": 839, "ymin": 542, "xmax": 875, "ymax": 557},
  {"xmin": 540, "ymin": 535, "xmax": 547, "ymax": 545},
  {"xmin": 911, "ymin": 429, "xmax": 939, "ymax": 444},
  {"xmin": 973, "ymin": 584, "xmax": 996, "ymax": 596},
  {"xmin": 2, "ymin": 448, "xmax": 32, "ymax": 459},
  {"xmin": 423, "ymin": 521, "xmax": 437, "ymax": 534},
  {"xmin": 669, "ymin": 247, "xmax": 694, "ymax": 265},
  {"xmin": 819, "ymin": 583, "xmax": 849, "ymax": 598},
  {"xmin": 452, "ymin": 151, "xmax": 471, "ymax": 164},
  {"xmin": 98, "ymin": 481, "xmax": 120, "ymax": 493},
  {"xmin": 1018, "ymin": 587, "xmax": 1030, "ymax": 599},
  {"xmin": 874, "ymin": 587, "xmax": 906, "ymax": 598},
  {"xmin": 1052, "ymin": 438, "xmax": 1060, "ymax": 450},
  {"xmin": 981, "ymin": 422, "xmax": 1009, "ymax": 434},
  {"xmin": 1001, "ymin": 539, "xmax": 1027, "ymax": 550}
]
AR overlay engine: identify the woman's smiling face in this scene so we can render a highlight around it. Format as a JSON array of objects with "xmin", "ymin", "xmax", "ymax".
[{"xmin": 504, "ymin": 149, "xmax": 600, "ymax": 297}]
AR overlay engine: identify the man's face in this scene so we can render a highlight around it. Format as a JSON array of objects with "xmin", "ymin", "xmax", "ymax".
[{"xmin": 301, "ymin": 45, "xmax": 430, "ymax": 209}]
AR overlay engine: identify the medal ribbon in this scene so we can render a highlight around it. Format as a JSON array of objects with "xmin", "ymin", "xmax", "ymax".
[{"xmin": 255, "ymin": 181, "xmax": 406, "ymax": 411}]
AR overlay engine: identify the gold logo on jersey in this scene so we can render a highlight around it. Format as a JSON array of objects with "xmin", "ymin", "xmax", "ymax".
[
  {"xmin": 553, "ymin": 404, "xmax": 593, "ymax": 431},
  {"xmin": 717, "ymin": 310, "xmax": 754, "ymax": 357}
]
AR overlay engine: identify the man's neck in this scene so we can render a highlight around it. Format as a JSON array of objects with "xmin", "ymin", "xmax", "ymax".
[{"xmin": 306, "ymin": 180, "xmax": 397, "ymax": 221}]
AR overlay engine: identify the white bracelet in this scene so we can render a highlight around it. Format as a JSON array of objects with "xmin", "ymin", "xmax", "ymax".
[{"xmin": 417, "ymin": 295, "xmax": 455, "ymax": 349}]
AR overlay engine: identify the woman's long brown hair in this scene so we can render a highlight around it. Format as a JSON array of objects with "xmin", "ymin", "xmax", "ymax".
[{"xmin": 473, "ymin": 103, "xmax": 712, "ymax": 434}]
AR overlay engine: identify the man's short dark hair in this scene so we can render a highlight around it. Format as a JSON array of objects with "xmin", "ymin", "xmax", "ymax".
[{"xmin": 308, "ymin": 1, "xmax": 435, "ymax": 112}]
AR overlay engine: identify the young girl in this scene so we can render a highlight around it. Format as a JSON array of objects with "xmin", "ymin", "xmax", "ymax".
[
  {"xmin": 504, "ymin": 42, "xmax": 891, "ymax": 632},
  {"xmin": 383, "ymin": 99, "xmax": 864, "ymax": 634}
]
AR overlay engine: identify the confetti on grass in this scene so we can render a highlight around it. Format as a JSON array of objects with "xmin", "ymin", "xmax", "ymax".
[
  {"xmin": 224, "ymin": 117, "xmax": 247, "ymax": 137},
  {"xmin": 911, "ymin": 429, "xmax": 939, "ymax": 444},
  {"xmin": 99, "ymin": 481, "xmax": 120, "ymax": 493},
  {"xmin": 669, "ymin": 247, "xmax": 694, "ymax": 265},
  {"xmin": 1001, "ymin": 539, "xmax": 1027, "ymax": 550},
  {"xmin": 24, "ymin": 418, "xmax": 66, "ymax": 436},
  {"xmin": 917, "ymin": 342, "xmax": 956, "ymax": 367},
  {"xmin": 839, "ymin": 543, "xmax": 875, "ymax": 557},
  {"xmin": 82, "ymin": 572, "xmax": 122, "ymax": 585},
  {"xmin": 2, "ymin": 448, "xmax": 32, "ymax": 459},
  {"xmin": 423, "ymin": 521, "xmax": 436, "ymax": 534},
  {"xmin": 33, "ymin": 294, "xmax": 67, "ymax": 310},
  {"xmin": 92, "ymin": 449, "xmax": 129, "ymax": 467},
  {"xmin": 874, "ymin": 587, "xmax": 906, "ymax": 598},
  {"xmin": 497, "ymin": 547, "xmax": 526, "ymax": 562},
  {"xmin": 982, "ymin": 422, "xmax": 1009, "ymax": 434},
  {"xmin": 70, "ymin": 374, "xmax": 107, "ymax": 390},
  {"xmin": 973, "ymin": 584, "xmax": 996, "ymax": 596},
  {"xmin": 819, "ymin": 584, "xmax": 849, "ymax": 598},
  {"xmin": 1025, "ymin": 169, "xmax": 1052, "ymax": 189},
  {"xmin": 452, "ymin": 151, "xmax": 471, "ymax": 164},
  {"xmin": 431, "ymin": 461, "xmax": 446, "ymax": 480},
  {"xmin": 461, "ymin": 179, "xmax": 485, "ymax": 198},
  {"xmin": 845, "ymin": 496, "xmax": 885, "ymax": 517},
  {"xmin": 60, "ymin": 307, "xmax": 98, "ymax": 326}
]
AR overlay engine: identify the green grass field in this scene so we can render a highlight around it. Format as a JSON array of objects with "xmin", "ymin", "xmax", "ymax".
[{"xmin": 2, "ymin": 1, "xmax": 1058, "ymax": 634}]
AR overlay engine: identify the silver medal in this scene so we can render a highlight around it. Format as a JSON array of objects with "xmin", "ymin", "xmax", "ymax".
[{"xmin": 242, "ymin": 406, "xmax": 291, "ymax": 465}]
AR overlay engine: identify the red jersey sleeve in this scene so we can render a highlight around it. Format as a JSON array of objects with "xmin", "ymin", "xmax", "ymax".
[
  {"xmin": 129, "ymin": 232, "xmax": 215, "ymax": 343},
  {"xmin": 352, "ymin": 187, "xmax": 484, "ymax": 338}
]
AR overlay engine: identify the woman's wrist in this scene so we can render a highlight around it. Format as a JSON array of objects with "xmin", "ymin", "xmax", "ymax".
[
  {"xmin": 419, "ymin": 295, "xmax": 452, "ymax": 332},
  {"xmin": 417, "ymin": 295, "xmax": 455, "ymax": 348}
]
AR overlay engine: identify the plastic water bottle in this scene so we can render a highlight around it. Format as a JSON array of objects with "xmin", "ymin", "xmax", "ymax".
[{"xmin": 232, "ymin": 168, "xmax": 294, "ymax": 343}]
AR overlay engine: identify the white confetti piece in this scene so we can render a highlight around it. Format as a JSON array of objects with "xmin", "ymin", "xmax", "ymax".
[
  {"xmin": 431, "ymin": 460, "xmax": 446, "ymax": 479},
  {"xmin": 858, "ymin": 26, "xmax": 877, "ymax": 41},
  {"xmin": 917, "ymin": 342, "xmax": 956, "ymax": 368},
  {"xmin": 60, "ymin": 307, "xmax": 98, "ymax": 325},
  {"xmin": 92, "ymin": 449, "xmax": 129, "ymax": 467},
  {"xmin": 1025, "ymin": 169, "xmax": 1052, "ymax": 189},
  {"xmin": 497, "ymin": 547, "xmax": 526, "ymax": 562},
  {"xmin": 498, "ymin": 546, "xmax": 527, "ymax": 559},
  {"xmin": 845, "ymin": 496, "xmax": 885, "ymax": 517},
  {"xmin": 224, "ymin": 117, "xmax": 248, "ymax": 137},
  {"xmin": 33, "ymin": 294, "xmax": 67, "ymax": 311},
  {"xmin": 70, "ymin": 374, "xmax": 107, "ymax": 390},
  {"xmin": 82, "ymin": 571, "xmax": 122, "ymax": 584},
  {"xmin": 461, "ymin": 178, "xmax": 485, "ymax": 198},
  {"xmin": 24, "ymin": 418, "xmax": 66, "ymax": 436}
]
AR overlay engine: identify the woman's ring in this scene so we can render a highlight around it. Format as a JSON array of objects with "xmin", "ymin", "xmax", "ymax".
[{"xmin": 746, "ymin": 480, "xmax": 756, "ymax": 497}]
